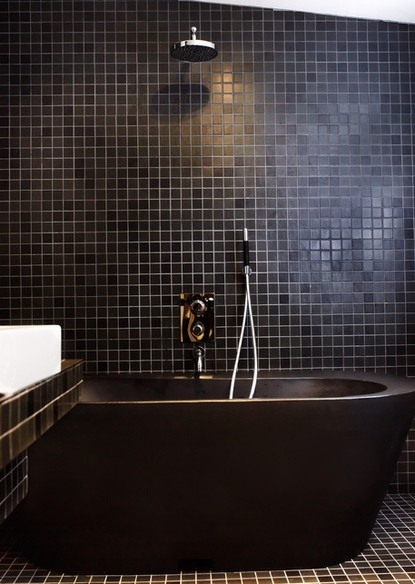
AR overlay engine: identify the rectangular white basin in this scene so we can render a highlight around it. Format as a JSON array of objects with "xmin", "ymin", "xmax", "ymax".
[{"xmin": 0, "ymin": 325, "xmax": 62, "ymax": 396}]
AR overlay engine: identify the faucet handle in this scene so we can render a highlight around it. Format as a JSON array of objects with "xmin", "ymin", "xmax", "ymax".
[
  {"xmin": 191, "ymin": 320, "xmax": 205, "ymax": 337},
  {"xmin": 190, "ymin": 297, "xmax": 206, "ymax": 315}
]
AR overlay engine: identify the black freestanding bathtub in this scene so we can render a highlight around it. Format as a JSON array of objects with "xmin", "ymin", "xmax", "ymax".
[{"xmin": 11, "ymin": 371, "xmax": 415, "ymax": 574}]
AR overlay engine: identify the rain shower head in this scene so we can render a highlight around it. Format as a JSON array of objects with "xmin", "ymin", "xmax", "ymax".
[{"xmin": 170, "ymin": 27, "xmax": 218, "ymax": 63}]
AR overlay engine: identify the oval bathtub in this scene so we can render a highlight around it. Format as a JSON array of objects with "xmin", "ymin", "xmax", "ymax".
[{"xmin": 11, "ymin": 371, "xmax": 415, "ymax": 574}]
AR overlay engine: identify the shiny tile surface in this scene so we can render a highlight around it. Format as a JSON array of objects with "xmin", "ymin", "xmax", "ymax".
[{"xmin": 0, "ymin": 495, "xmax": 414, "ymax": 584}]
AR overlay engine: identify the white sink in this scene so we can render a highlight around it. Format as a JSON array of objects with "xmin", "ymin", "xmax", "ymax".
[{"xmin": 0, "ymin": 325, "xmax": 62, "ymax": 396}]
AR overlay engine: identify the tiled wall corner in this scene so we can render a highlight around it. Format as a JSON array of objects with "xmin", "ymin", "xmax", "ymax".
[{"xmin": 390, "ymin": 421, "xmax": 415, "ymax": 493}]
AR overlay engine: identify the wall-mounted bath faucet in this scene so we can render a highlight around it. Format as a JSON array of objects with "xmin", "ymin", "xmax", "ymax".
[
  {"xmin": 180, "ymin": 293, "xmax": 215, "ymax": 343},
  {"xmin": 180, "ymin": 293, "xmax": 215, "ymax": 376},
  {"xmin": 192, "ymin": 344, "xmax": 205, "ymax": 375}
]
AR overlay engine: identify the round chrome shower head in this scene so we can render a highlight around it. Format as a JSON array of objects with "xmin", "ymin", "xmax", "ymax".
[{"xmin": 170, "ymin": 27, "xmax": 218, "ymax": 63}]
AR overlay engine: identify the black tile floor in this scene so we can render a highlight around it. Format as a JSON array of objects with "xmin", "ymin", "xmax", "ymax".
[{"xmin": 1, "ymin": 495, "xmax": 415, "ymax": 584}]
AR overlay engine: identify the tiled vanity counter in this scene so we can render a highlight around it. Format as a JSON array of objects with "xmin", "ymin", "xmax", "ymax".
[
  {"xmin": 0, "ymin": 360, "xmax": 83, "ymax": 521},
  {"xmin": 0, "ymin": 359, "xmax": 83, "ymax": 469}
]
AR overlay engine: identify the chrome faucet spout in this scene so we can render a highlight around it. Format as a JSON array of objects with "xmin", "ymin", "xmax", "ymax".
[{"xmin": 192, "ymin": 343, "xmax": 205, "ymax": 377}]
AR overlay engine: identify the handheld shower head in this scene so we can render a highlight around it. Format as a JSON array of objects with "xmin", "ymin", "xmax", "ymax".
[
  {"xmin": 170, "ymin": 27, "xmax": 218, "ymax": 63},
  {"xmin": 243, "ymin": 228, "xmax": 250, "ymax": 268}
]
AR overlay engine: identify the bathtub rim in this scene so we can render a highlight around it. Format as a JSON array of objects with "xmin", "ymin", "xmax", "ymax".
[{"xmin": 80, "ymin": 370, "xmax": 415, "ymax": 403}]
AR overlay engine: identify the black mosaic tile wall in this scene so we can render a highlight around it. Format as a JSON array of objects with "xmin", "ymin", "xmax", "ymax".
[{"xmin": 0, "ymin": 4, "xmax": 414, "ymax": 372}]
